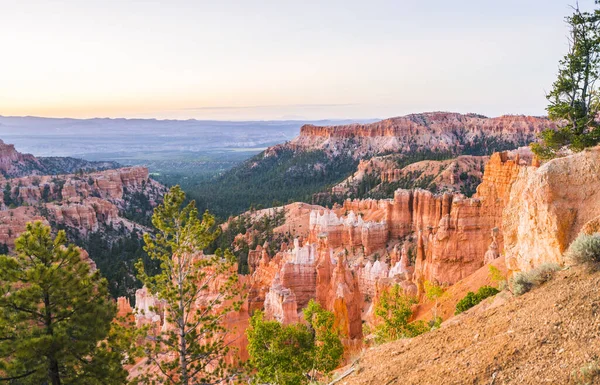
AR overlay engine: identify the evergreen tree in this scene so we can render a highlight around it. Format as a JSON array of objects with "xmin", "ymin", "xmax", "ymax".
[
  {"xmin": 135, "ymin": 186, "xmax": 243, "ymax": 385},
  {"xmin": 374, "ymin": 284, "xmax": 429, "ymax": 343},
  {"xmin": 302, "ymin": 300, "xmax": 344, "ymax": 378},
  {"xmin": 3, "ymin": 183, "xmax": 12, "ymax": 207},
  {"xmin": 246, "ymin": 300, "xmax": 343, "ymax": 385},
  {"xmin": 246, "ymin": 312, "xmax": 314, "ymax": 385},
  {"xmin": 424, "ymin": 280, "xmax": 445, "ymax": 324},
  {"xmin": 532, "ymin": 2, "xmax": 600, "ymax": 158},
  {"xmin": 0, "ymin": 221, "xmax": 128, "ymax": 385}
]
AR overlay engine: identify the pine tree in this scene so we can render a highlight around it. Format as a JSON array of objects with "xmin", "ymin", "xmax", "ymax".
[
  {"xmin": 135, "ymin": 186, "xmax": 243, "ymax": 385},
  {"xmin": 246, "ymin": 300, "xmax": 343, "ymax": 385},
  {"xmin": 424, "ymin": 280, "xmax": 445, "ymax": 324},
  {"xmin": 246, "ymin": 312, "xmax": 314, "ymax": 385},
  {"xmin": 532, "ymin": 2, "xmax": 600, "ymax": 159},
  {"xmin": 0, "ymin": 221, "xmax": 128, "ymax": 385},
  {"xmin": 3, "ymin": 183, "xmax": 12, "ymax": 207},
  {"xmin": 374, "ymin": 284, "xmax": 429, "ymax": 343}
]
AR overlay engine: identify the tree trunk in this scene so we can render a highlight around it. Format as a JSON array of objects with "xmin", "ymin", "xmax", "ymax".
[
  {"xmin": 44, "ymin": 292, "xmax": 61, "ymax": 385},
  {"xmin": 179, "ymin": 280, "xmax": 189, "ymax": 385},
  {"xmin": 48, "ymin": 358, "xmax": 62, "ymax": 385}
]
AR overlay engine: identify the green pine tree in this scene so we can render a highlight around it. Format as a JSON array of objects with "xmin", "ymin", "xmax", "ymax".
[
  {"xmin": 246, "ymin": 312, "xmax": 315, "ymax": 385},
  {"xmin": 3, "ymin": 183, "xmax": 12, "ymax": 208},
  {"xmin": 373, "ymin": 284, "xmax": 429, "ymax": 343},
  {"xmin": 135, "ymin": 185, "xmax": 243, "ymax": 385},
  {"xmin": 0, "ymin": 221, "xmax": 128, "ymax": 385},
  {"xmin": 246, "ymin": 300, "xmax": 344, "ymax": 385},
  {"xmin": 532, "ymin": 2, "xmax": 600, "ymax": 159}
]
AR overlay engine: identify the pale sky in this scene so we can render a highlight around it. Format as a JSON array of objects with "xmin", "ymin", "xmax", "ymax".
[{"xmin": 0, "ymin": 0, "xmax": 593, "ymax": 120}]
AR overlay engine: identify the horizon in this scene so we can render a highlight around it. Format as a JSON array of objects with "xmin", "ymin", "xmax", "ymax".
[
  {"xmin": 1, "ymin": 0, "xmax": 595, "ymax": 121},
  {"xmin": 0, "ymin": 110, "xmax": 549, "ymax": 123}
]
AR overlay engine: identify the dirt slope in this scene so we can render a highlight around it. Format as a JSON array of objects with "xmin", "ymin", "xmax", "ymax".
[
  {"xmin": 413, "ymin": 257, "xmax": 508, "ymax": 322},
  {"xmin": 341, "ymin": 265, "xmax": 600, "ymax": 385}
]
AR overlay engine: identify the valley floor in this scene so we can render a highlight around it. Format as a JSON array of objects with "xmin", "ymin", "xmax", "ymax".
[{"xmin": 341, "ymin": 265, "xmax": 600, "ymax": 385}]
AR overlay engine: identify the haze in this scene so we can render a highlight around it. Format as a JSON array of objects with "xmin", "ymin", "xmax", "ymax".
[{"xmin": 0, "ymin": 0, "xmax": 592, "ymax": 120}]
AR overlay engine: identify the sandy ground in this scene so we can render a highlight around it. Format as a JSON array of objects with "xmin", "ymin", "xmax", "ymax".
[{"xmin": 341, "ymin": 264, "xmax": 600, "ymax": 385}]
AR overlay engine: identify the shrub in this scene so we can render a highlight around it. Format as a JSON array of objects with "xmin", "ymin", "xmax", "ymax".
[
  {"xmin": 455, "ymin": 286, "xmax": 500, "ymax": 315},
  {"xmin": 374, "ymin": 285, "xmax": 426, "ymax": 343},
  {"xmin": 510, "ymin": 263, "xmax": 560, "ymax": 296},
  {"xmin": 488, "ymin": 265, "xmax": 507, "ymax": 290},
  {"xmin": 566, "ymin": 233, "xmax": 600, "ymax": 266},
  {"xmin": 571, "ymin": 361, "xmax": 600, "ymax": 385},
  {"xmin": 455, "ymin": 292, "xmax": 478, "ymax": 315},
  {"xmin": 247, "ymin": 301, "xmax": 344, "ymax": 385}
]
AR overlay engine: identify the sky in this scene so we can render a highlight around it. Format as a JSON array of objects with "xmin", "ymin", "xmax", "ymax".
[{"xmin": 0, "ymin": 0, "xmax": 595, "ymax": 121}]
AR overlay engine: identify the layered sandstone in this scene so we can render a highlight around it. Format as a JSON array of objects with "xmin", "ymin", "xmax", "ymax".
[
  {"xmin": 0, "ymin": 207, "xmax": 47, "ymax": 247},
  {"xmin": 503, "ymin": 147, "xmax": 600, "ymax": 272},
  {"xmin": 0, "ymin": 139, "xmax": 42, "ymax": 178},
  {"xmin": 290, "ymin": 113, "xmax": 555, "ymax": 158},
  {"xmin": 0, "ymin": 166, "xmax": 163, "ymax": 245}
]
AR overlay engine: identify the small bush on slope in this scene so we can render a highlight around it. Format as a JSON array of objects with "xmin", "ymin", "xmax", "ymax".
[
  {"xmin": 566, "ymin": 233, "xmax": 600, "ymax": 268},
  {"xmin": 374, "ymin": 285, "xmax": 429, "ymax": 343},
  {"xmin": 571, "ymin": 361, "xmax": 600, "ymax": 385},
  {"xmin": 511, "ymin": 263, "xmax": 560, "ymax": 296},
  {"xmin": 488, "ymin": 265, "xmax": 507, "ymax": 290},
  {"xmin": 455, "ymin": 286, "xmax": 500, "ymax": 315}
]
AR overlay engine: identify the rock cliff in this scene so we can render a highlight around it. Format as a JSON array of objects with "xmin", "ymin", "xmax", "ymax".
[
  {"xmin": 0, "ymin": 139, "xmax": 42, "ymax": 178},
  {"xmin": 0, "ymin": 166, "xmax": 163, "ymax": 245},
  {"xmin": 503, "ymin": 147, "xmax": 600, "ymax": 272},
  {"xmin": 292, "ymin": 113, "xmax": 554, "ymax": 158},
  {"xmin": 0, "ymin": 139, "xmax": 118, "ymax": 178}
]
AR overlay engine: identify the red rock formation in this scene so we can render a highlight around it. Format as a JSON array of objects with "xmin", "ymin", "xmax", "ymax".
[
  {"xmin": 314, "ymin": 149, "xmax": 530, "ymax": 287},
  {"xmin": 116, "ymin": 297, "xmax": 135, "ymax": 324},
  {"xmin": 314, "ymin": 239, "xmax": 363, "ymax": 340},
  {"xmin": 0, "ymin": 166, "xmax": 164, "ymax": 246},
  {"xmin": 291, "ymin": 113, "xmax": 555, "ymax": 158},
  {"xmin": 0, "ymin": 207, "xmax": 47, "ymax": 247},
  {"xmin": 263, "ymin": 273, "xmax": 299, "ymax": 324},
  {"xmin": 0, "ymin": 139, "xmax": 42, "ymax": 178},
  {"xmin": 503, "ymin": 146, "xmax": 600, "ymax": 272}
]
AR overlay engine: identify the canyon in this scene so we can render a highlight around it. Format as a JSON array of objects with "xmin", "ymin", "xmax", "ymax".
[
  {"xmin": 3, "ymin": 113, "xmax": 597, "ymax": 381},
  {"xmin": 189, "ymin": 112, "xmax": 556, "ymax": 218},
  {"xmin": 0, "ymin": 139, "xmax": 166, "ymax": 299},
  {"xmin": 124, "ymin": 143, "xmax": 600, "ymax": 365},
  {"xmin": 0, "ymin": 166, "xmax": 163, "ymax": 247}
]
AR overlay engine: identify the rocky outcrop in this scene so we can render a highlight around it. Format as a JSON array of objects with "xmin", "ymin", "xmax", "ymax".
[
  {"xmin": 0, "ymin": 139, "xmax": 117, "ymax": 178},
  {"xmin": 0, "ymin": 207, "xmax": 47, "ymax": 247},
  {"xmin": 46, "ymin": 198, "xmax": 119, "ymax": 234},
  {"xmin": 503, "ymin": 147, "xmax": 600, "ymax": 273},
  {"xmin": 292, "ymin": 113, "xmax": 554, "ymax": 158},
  {"xmin": 0, "ymin": 166, "xmax": 164, "ymax": 245},
  {"xmin": 263, "ymin": 273, "xmax": 299, "ymax": 324},
  {"xmin": 314, "ymin": 239, "xmax": 363, "ymax": 340},
  {"xmin": 313, "ymin": 150, "xmax": 530, "ymax": 288},
  {"xmin": 6, "ymin": 166, "xmax": 155, "ymax": 205},
  {"xmin": 0, "ymin": 139, "xmax": 42, "ymax": 178}
]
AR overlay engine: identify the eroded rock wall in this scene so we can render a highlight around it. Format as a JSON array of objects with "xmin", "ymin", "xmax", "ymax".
[{"xmin": 503, "ymin": 147, "xmax": 600, "ymax": 272}]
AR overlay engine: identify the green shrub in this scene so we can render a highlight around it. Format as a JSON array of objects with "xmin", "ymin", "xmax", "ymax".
[
  {"xmin": 455, "ymin": 292, "xmax": 478, "ymax": 315},
  {"xmin": 488, "ymin": 265, "xmax": 507, "ymax": 289},
  {"xmin": 454, "ymin": 286, "xmax": 500, "ymax": 315},
  {"xmin": 566, "ymin": 233, "xmax": 600, "ymax": 266},
  {"xmin": 510, "ymin": 263, "xmax": 560, "ymax": 296},
  {"xmin": 571, "ymin": 361, "xmax": 600, "ymax": 385},
  {"xmin": 374, "ymin": 285, "xmax": 427, "ymax": 342}
]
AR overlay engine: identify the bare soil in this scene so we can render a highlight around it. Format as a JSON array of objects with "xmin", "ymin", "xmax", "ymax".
[{"xmin": 341, "ymin": 265, "xmax": 600, "ymax": 385}]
